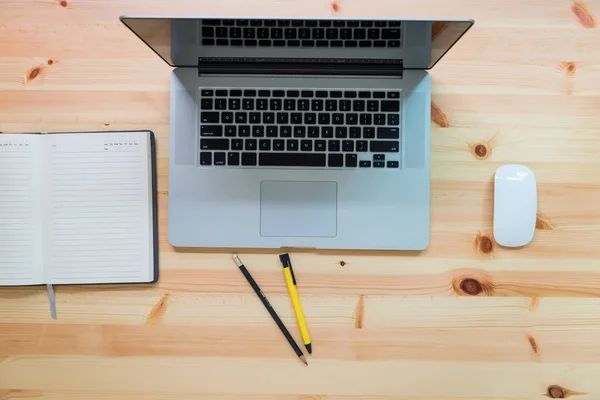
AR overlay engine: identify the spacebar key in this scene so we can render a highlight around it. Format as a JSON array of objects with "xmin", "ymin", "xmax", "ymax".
[{"xmin": 259, "ymin": 153, "xmax": 326, "ymax": 167}]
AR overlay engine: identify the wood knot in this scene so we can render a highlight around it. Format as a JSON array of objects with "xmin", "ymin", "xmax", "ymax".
[
  {"xmin": 59, "ymin": 0, "xmax": 68, "ymax": 6},
  {"xmin": 560, "ymin": 62, "xmax": 578, "ymax": 77},
  {"xmin": 527, "ymin": 335, "xmax": 539, "ymax": 354},
  {"xmin": 354, "ymin": 295, "xmax": 365, "ymax": 329},
  {"xmin": 547, "ymin": 385, "xmax": 565, "ymax": 398},
  {"xmin": 571, "ymin": 1, "xmax": 596, "ymax": 28},
  {"xmin": 103, "ymin": 123, "xmax": 110, "ymax": 126},
  {"xmin": 27, "ymin": 66, "xmax": 41, "ymax": 81},
  {"xmin": 470, "ymin": 143, "xmax": 490, "ymax": 160},
  {"xmin": 536, "ymin": 213, "xmax": 555, "ymax": 230},
  {"xmin": 475, "ymin": 232, "xmax": 494, "ymax": 255},
  {"xmin": 452, "ymin": 269, "xmax": 495, "ymax": 296},
  {"xmin": 331, "ymin": 1, "xmax": 340, "ymax": 12},
  {"xmin": 460, "ymin": 278, "xmax": 482, "ymax": 295},
  {"xmin": 431, "ymin": 102, "xmax": 449, "ymax": 127},
  {"xmin": 47, "ymin": 59, "xmax": 54, "ymax": 65},
  {"xmin": 145, "ymin": 292, "xmax": 170, "ymax": 325},
  {"xmin": 339, "ymin": 260, "xmax": 346, "ymax": 266}
]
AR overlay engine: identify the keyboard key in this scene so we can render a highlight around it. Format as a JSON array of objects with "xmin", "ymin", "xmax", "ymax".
[
  {"xmin": 333, "ymin": 20, "xmax": 346, "ymax": 27},
  {"xmin": 346, "ymin": 154, "xmax": 358, "ymax": 167},
  {"xmin": 344, "ymin": 40, "xmax": 358, "ymax": 47},
  {"xmin": 328, "ymin": 140, "xmax": 341, "ymax": 152},
  {"xmin": 201, "ymin": 125, "xmax": 223, "ymax": 137},
  {"xmin": 359, "ymin": 41, "xmax": 372, "ymax": 47},
  {"xmin": 299, "ymin": 28, "xmax": 311, "ymax": 39},
  {"xmin": 289, "ymin": 40, "xmax": 301, "ymax": 46},
  {"xmin": 374, "ymin": 113, "xmax": 386, "ymax": 125},
  {"xmin": 342, "ymin": 140, "xmax": 354, "ymax": 152},
  {"xmin": 258, "ymin": 90, "xmax": 270, "ymax": 97},
  {"xmin": 245, "ymin": 139, "xmax": 257, "ymax": 150},
  {"xmin": 231, "ymin": 39, "xmax": 244, "ymax": 45},
  {"xmin": 265, "ymin": 20, "xmax": 277, "ymax": 26},
  {"xmin": 266, "ymin": 126, "xmax": 278, "ymax": 137},
  {"xmin": 387, "ymin": 91, "xmax": 400, "ymax": 99},
  {"xmin": 332, "ymin": 113, "xmax": 344, "ymax": 125},
  {"xmin": 322, "ymin": 127, "xmax": 334, "ymax": 138},
  {"xmin": 284, "ymin": 99, "xmax": 296, "ymax": 111},
  {"xmin": 311, "ymin": 99, "xmax": 324, "ymax": 111},
  {"xmin": 278, "ymin": 20, "xmax": 291, "ymax": 26},
  {"xmin": 242, "ymin": 99, "xmax": 254, "ymax": 110},
  {"xmin": 388, "ymin": 40, "xmax": 401, "ymax": 47},
  {"xmin": 308, "ymin": 126, "xmax": 319, "ymax": 138},
  {"xmin": 270, "ymin": 99, "xmax": 282, "ymax": 110},
  {"xmin": 259, "ymin": 39, "xmax": 272, "ymax": 46},
  {"xmin": 273, "ymin": 139, "xmax": 284, "ymax": 151},
  {"xmin": 315, "ymin": 140, "xmax": 326, "ymax": 151},
  {"xmin": 363, "ymin": 127, "xmax": 375, "ymax": 138},
  {"xmin": 237, "ymin": 20, "xmax": 249, "ymax": 26},
  {"xmin": 353, "ymin": 100, "xmax": 365, "ymax": 111},
  {"xmin": 216, "ymin": 38, "xmax": 228, "ymax": 45},
  {"xmin": 370, "ymin": 141, "xmax": 399, "ymax": 152},
  {"xmin": 232, "ymin": 139, "xmax": 243, "ymax": 150},
  {"xmin": 259, "ymin": 153, "xmax": 326, "ymax": 167},
  {"xmin": 228, "ymin": 152, "xmax": 240, "ymax": 166},
  {"xmin": 335, "ymin": 127, "xmax": 348, "ymax": 138},
  {"xmin": 381, "ymin": 100, "xmax": 400, "ymax": 112},
  {"xmin": 382, "ymin": 29, "xmax": 401, "ymax": 39},
  {"xmin": 200, "ymin": 152, "xmax": 212, "ymax": 165},
  {"xmin": 258, "ymin": 28, "xmax": 269, "ymax": 38},
  {"xmin": 216, "ymin": 89, "xmax": 227, "ymax": 97},
  {"xmin": 373, "ymin": 92, "xmax": 386, "ymax": 98},
  {"xmin": 359, "ymin": 91, "xmax": 371, "ymax": 98},
  {"xmin": 250, "ymin": 20, "xmax": 263, "ymax": 26},
  {"xmin": 331, "ymin": 40, "xmax": 343, "ymax": 47},
  {"xmin": 221, "ymin": 112, "xmax": 233, "ymax": 123},
  {"xmin": 271, "ymin": 28, "xmax": 283, "ymax": 39},
  {"xmin": 252, "ymin": 126, "xmax": 265, "ymax": 137},
  {"xmin": 388, "ymin": 114, "xmax": 399, "ymax": 125},
  {"xmin": 263, "ymin": 112, "xmax": 275, "ymax": 124},
  {"xmin": 346, "ymin": 113, "xmax": 358, "ymax": 125},
  {"xmin": 238, "ymin": 126, "xmax": 251, "ymax": 137},
  {"xmin": 359, "ymin": 160, "xmax": 371, "ymax": 168},
  {"xmin": 257, "ymin": 99, "xmax": 268, "ymax": 110},
  {"xmin": 201, "ymin": 112, "xmax": 219, "ymax": 123},
  {"xmin": 214, "ymin": 152, "xmax": 226, "ymax": 165},
  {"xmin": 223, "ymin": 19, "xmax": 235, "ymax": 26},
  {"xmin": 316, "ymin": 91, "xmax": 328, "ymax": 98},
  {"xmin": 326, "ymin": 28, "xmax": 338, "ymax": 39},
  {"xmin": 287, "ymin": 140, "xmax": 299, "ymax": 151},
  {"xmin": 230, "ymin": 27, "xmax": 242, "ymax": 38},
  {"xmin": 312, "ymin": 28, "xmax": 325, "ymax": 39},
  {"xmin": 245, "ymin": 39, "xmax": 258, "ymax": 46},
  {"xmin": 319, "ymin": 20, "xmax": 332, "ymax": 27},
  {"xmin": 302, "ymin": 40, "xmax": 315, "ymax": 47},
  {"xmin": 305, "ymin": 20, "xmax": 318, "ymax": 27},
  {"xmin": 235, "ymin": 112, "xmax": 247, "ymax": 123},
  {"xmin": 354, "ymin": 28, "xmax": 366, "ymax": 39},
  {"xmin": 294, "ymin": 126, "xmax": 306, "ymax": 138},
  {"xmin": 216, "ymin": 27, "xmax": 228, "ymax": 37},
  {"xmin": 243, "ymin": 28, "xmax": 255, "ymax": 38},
  {"xmin": 224, "ymin": 126, "xmax": 237, "ymax": 137},
  {"xmin": 201, "ymin": 139, "xmax": 229, "ymax": 150},
  {"xmin": 350, "ymin": 127, "xmax": 361, "ymax": 138},
  {"xmin": 301, "ymin": 140, "xmax": 312, "ymax": 151},
  {"xmin": 202, "ymin": 19, "xmax": 220, "ymax": 26},
  {"xmin": 360, "ymin": 114, "xmax": 372, "ymax": 125},
  {"xmin": 301, "ymin": 90, "xmax": 314, "ymax": 97},
  {"xmin": 367, "ymin": 29, "xmax": 380, "ymax": 39},
  {"xmin": 389, "ymin": 21, "xmax": 401, "ymax": 27},
  {"xmin": 318, "ymin": 113, "xmax": 330, "ymax": 124},
  {"xmin": 277, "ymin": 113, "xmax": 289, "ymax": 124},
  {"xmin": 229, "ymin": 89, "xmax": 242, "ymax": 96},
  {"xmin": 374, "ymin": 40, "xmax": 386, "ymax": 47},
  {"xmin": 374, "ymin": 161, "xmax": 385, "ymax": 168},
  {"xmin": 242, "ymin": 152, "xmax": 257, "ymax": 166},
  {"xmin": 287, "ymin": 90, "xmax": 300, "ymax": 97},
  {"xmin": 285, "ymin": 28, "xmax": 297, "ymax": 39},
  {"xmin": 347, "ymin": 20, "xmax": 359, "ymax": 27},
  {"xmin": 325, "ymin": 100, "xmax": 337, "ymax": 111},
  {"xmin": 292, "ymin": 20, "xmax": 304, "ymax": 27},
  {"xmin": 387, "ymin": 161, "xmax": 399, "ymax": 168},
  {"xmin": 367, "ymin": 100, "xmax": 379, "ymax": 112},
  {"xmin": 280, "ymin": 126, "xmax": 292, "ymax": 137},
  {"xmin": 201, "ymin": 89, "xmax": 214, "ymax": 96},
  {"xmin": 298, "ymin": 99, "xmax": 310, "ymax": 111},
  {"xmin": 273, "ymin": 90, "xmax": 285, "ymax": 97},
  {"xmin": 259, "ymin": 139, "xmax": 271, "ymax": 151},
  {"xmin": 328, "ymin": 154, "xmax": 343, "ymax": 167},
  {"xmin": 291, "ymin": 113, "xmax": 303, "ymax": 124},
  {"xmin": 304, "ymin": 113, "xmax": 317, "ymax": 124},
  {"xmin": 249, "ymin": 112, "xmax": 261, "ymax": 124},
  {"xmin": 374, "ymin": 154, "xmax": 385, "ymax": 161},
  {"xmin": 317, "ymin": 39, "xmax": 328, "ymax": 46},
  {"xmin": 357, "ymin": 140, "xmax": 368, "ymax": 152},
  {"xmin": 377, "ymin": 127, "xmax": 399, "ymax": 139},
  {"xmin": 340, "ymin": 28, "xmax": 352, "ymax": 39},
  {"xmin": 339, "ymin": 100, "xmax": 351, "ymax": 111}
]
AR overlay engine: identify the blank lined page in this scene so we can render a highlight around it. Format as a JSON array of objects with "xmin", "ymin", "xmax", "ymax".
[
  {"xmin": 45, "ymin": 131, "xmax": 154, "ymax": 285},
  {"xmin": 0, "ymin": 134, "xmax": 44, "ymax": 286}
]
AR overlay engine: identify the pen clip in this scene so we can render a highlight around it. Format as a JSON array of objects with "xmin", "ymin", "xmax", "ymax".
[{"xmin": 279, "ymin": 253, "xmax": 296, "ymax": 285}]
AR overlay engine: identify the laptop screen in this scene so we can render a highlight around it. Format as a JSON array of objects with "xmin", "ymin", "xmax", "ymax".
[{"xmin": 120, "ymin": 17, "xmax": 473, "ymax": 70}]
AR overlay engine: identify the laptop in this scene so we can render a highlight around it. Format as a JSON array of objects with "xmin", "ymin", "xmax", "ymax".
[{"xmin": 120, "ymin": 17, "xmax": 473, "ymax": 250}]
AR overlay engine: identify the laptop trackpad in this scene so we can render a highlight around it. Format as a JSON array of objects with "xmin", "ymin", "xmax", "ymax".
[{"xmin": 260, "ymin": 181, "xmax": 337, "ymax": 238}]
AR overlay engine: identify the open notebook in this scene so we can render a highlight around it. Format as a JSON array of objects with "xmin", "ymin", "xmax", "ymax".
[{"xmin": 0, "ymin": 130, "xmax": 158, "ymax": 286}]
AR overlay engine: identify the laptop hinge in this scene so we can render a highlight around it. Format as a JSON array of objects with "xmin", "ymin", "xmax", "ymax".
[{"xmin": 197, "ymin": 57, "xmax": 403, "ymax": 77}]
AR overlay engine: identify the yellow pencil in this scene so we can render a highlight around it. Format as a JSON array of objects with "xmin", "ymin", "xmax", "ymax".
[{"xmin": 279, "ymin": 253, "xmax": 312, "ymax": 354}]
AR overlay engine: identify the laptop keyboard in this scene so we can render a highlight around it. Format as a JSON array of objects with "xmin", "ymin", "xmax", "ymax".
[
  {"xmin": 201, "ymin": 19, "xmax": 402, "ymax": 48},
  {"xmin": 199, "ymin": 88, "xmax": 401, "ymax": 168}
]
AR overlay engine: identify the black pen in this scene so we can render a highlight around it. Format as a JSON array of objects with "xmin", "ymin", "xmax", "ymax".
[{"xmin": 232, "ymin": 253, "xmax": 307, "ymax": 366}]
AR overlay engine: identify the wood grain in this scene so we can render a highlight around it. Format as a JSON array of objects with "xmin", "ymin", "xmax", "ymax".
[{"xmin": 2, "ymin": 0, "xmax": 600, "ymax": 398}]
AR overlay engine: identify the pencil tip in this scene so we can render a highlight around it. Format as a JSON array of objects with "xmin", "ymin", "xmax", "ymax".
[
  {"xmin": 306, "ymin": 343, "xmax": 312, "ymax": 354},
  {"xmin": 300, "ymin": 355, "xmax": 308, "ymax": 365}
]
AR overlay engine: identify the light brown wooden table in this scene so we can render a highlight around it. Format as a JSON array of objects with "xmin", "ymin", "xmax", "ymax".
[{"xmin": 2, "ymin": 0, "xmax": 600, "ymax": 398}]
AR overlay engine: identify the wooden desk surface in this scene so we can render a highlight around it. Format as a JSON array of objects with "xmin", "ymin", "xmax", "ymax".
[{"xmin": 2, "ymin": 0, "xmax": 600, "ymax": 398}]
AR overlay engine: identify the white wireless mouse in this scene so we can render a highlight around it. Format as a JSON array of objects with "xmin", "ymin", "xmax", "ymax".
[{"xmin": 493, "ymin": 164, "xmax": 537, "ymax": 247}]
